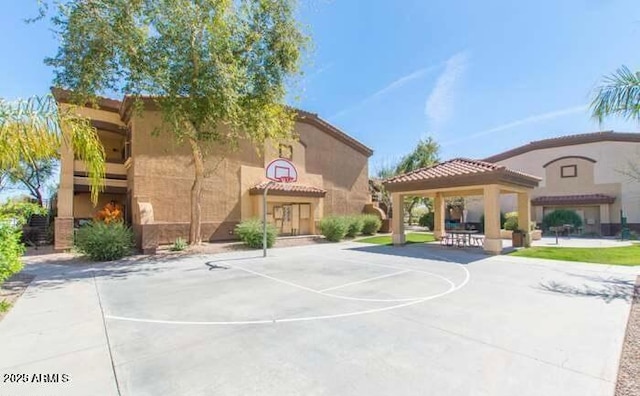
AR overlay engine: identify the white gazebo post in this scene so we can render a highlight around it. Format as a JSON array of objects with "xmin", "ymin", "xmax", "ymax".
[{"xmin": 391, "ymin": 192, "xmax": 405, "ymax": 245}]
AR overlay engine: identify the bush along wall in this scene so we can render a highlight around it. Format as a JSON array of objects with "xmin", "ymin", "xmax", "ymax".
[
  {"xmin": 75, "ymin": 221, "xmax": 134, "ymax": 261},
  {"xmin": 235, "ymin": 219, "xmax": 277, "ymax": 249},
  {"xmin": 0, "ymin": 222, "xmax": 25, "ymax": 285},
  {"xmin": 319, "ymin": 214, "xmax": 382, "ymax": 242}
]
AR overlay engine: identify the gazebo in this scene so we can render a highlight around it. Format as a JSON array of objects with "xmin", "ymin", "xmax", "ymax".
[{"xmin": 383, "ymin": 158, "xmax": 542, "ymax": 254}]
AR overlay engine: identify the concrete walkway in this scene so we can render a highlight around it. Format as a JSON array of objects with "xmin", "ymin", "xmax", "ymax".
[
  {"xmin": 0, "ymin": 263, "xmax": 118, "ymax": 396},
  {"xmin": 1, "ymin": 243, "xmax": 639, "ymax": 395}
]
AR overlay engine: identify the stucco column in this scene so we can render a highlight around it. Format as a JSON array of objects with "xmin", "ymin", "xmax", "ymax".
[
  {"xmin": 434, "ymin": 192, "xmax": 446, "ymax": 240},
  {"xmin": 54, "ymin": 132, "xmax": 75, "ymax": 251},
  {"xmin": 517, "ymin": 191, "xmax": 532, "ymax": 248},
  {"xmin": 483, "ymin": 185, "xmax": 503, "ymax": 254},
  {"xmin": 599, "ymin": 204, "xmax": 610, "ymax": 236},
  {"xmin": 309, "ymin": 201, "xmax": 317, "ymax": 235},
  {"xmin": 391, "ymin": 192, "xmax": 405, "ymax": 245}
]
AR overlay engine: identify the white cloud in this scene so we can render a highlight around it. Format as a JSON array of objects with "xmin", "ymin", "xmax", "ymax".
[
  {"xmin": 305, "ymin": 62, "xmax": 335, "ymax": 82},
  {"xmin": 331, "ymin": 63, "xmax": 440, "ymax": 119},
  {"xmin": 442, "ymin": 105, "xmax": 589, "ymax": 146},
  {"xmin": 425, "ymin": 51, "xmax": 469, "ymax": 131}
]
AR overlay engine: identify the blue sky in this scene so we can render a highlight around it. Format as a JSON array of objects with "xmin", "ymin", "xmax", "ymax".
[{"xmin": 2, "ymin": 0, "xmax": 640, "ymax": 176}]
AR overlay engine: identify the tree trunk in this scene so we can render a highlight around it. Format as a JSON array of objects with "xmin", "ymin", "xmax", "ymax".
[
  {"xmin": 35, "ymin": 190, "xmax": 43, "ymax": 207},
  {"xmin": 188, "ymin": 137, "xmax": 205, "ymax": 245}
]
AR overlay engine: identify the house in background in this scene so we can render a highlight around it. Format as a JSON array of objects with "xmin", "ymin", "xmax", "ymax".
[
  {"xmin": 464, "ymin": 131, "xmax": 640, "ymax": 236},
  {"xmin": 53, "ymin": 89, "xmax": 373, "ymax": 252}
]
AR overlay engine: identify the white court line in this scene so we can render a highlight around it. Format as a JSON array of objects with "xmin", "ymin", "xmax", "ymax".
[
  {"xmin": 104, "ymin": 261, "xmax": 471, "ymax": 326},
  {"xmin": 231, "ymin": 264, "xmax": 451, "ymax": 303},
  {"xmin": 105, "ymin": 266, "xmax": 470, "ymax": 326},
  {"xmin": 319, "ymin": 270, "xmax": 410, "ymax": 292}
]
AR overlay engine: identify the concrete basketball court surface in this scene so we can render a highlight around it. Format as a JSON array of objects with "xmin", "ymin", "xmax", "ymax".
[{"xmin": 1, "ymin": 242, "xmax": 638, "ymax": 396}]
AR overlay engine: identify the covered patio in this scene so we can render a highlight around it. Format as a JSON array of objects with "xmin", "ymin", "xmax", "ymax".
[{"xmin": 383, "ymin": 158, "xmax": 541, "ymax": 254}]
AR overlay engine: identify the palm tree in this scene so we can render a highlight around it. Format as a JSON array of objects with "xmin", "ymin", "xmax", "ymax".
[
  {"xmin": 591, "ymin": 66, "xmax": 640, "ymax": 122},
  {"xmin": 0, "ymin": 95, "xmax": 105, "ymax": 203}
]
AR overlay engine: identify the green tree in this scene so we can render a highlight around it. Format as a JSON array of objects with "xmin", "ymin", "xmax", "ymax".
[
  {"xmin": 395, "ymin": 137, "xmax": 440, "ymax": 225},
  {"xmin": 0, "ymin": 96, "xmax": 105, "ymax": 204},
  {"xmin": 4, "ymin": 159, "xmax": 57, "ymax": 206},
  {"xmin": 591, "ymin": 66, "xmax": 640, "ymax": 181},
  {"xmin": 46, "ymin": 0, "xmax": 307, "ymax": 244}
]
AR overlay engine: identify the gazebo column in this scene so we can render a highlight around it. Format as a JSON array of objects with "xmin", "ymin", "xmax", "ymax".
[
  {"xmin": 433, "ymin": 192, "xmax": 446, "ymax": 240},
  {"xmin": 517, "ymin": 191, "xmax": 532, "ymax": 247},
  {"xmin": 391, "ymin": 192, "xmax": 405, "ymax": 245},
  {"xmin": 483, "ymin": 185, "xmax": 503, "ymax": 254}
]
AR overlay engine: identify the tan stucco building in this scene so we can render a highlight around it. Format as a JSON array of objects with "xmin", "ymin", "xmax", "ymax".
[
  {"xmin": 53, "ymin": 90, "xmax": 373, "ymax": 251},
  {"xmin": 465, "ymin": 131, "xmax": 640, "ymax": 236}
]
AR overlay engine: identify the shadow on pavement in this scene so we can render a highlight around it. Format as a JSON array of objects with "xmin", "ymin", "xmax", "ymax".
[
  {"xmin": 538, "ymin": 275, "xmax": 640, "ymax": 303},
  {"xmin": 346, "ymin": 243, "xmax": 490, "ymax": 265},
  {"xmin": 19, "ymin": 254, "xmax": 188, "ymax": 292}
]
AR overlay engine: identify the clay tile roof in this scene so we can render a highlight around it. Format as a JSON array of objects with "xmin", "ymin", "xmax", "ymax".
[
  {"xmin": 484, "ymin": 131, "xmax": 640, "ymax": 163},
  {"xmin": 531, "ymin": 194, "xmax": 616, "ymax": 206},
  {"xmin": 249, "ymin": 181, "xmax": 326, "ymax": 197},
  {"xmin": 384, "ymin": 158, "xmax": 540, "ymax": 184}
]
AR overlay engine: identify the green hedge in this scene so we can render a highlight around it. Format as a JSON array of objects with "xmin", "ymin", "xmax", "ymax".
[
  {"xmin": 319, "ymin": 216, "xmax": 349, "ymax": 241},
  {"xmin": 361, "ymin": 214, "xmax": 382, "ymax": 235},
  {"xmin": 235, "ymin": 219, "xmax": 277, "ymax": 249},
  {"xmin": 503, "ymin": 211, "xmax": 518, "ymax": 231},
  {"xmin": 542, "ymin": 209, "xmax": 583, "ymax": 230},
  {"xmin": 75, "ymin": 221, "xmax": 134, "ymax": 261},
  {"xmin": 418, "ymin": 212, "xmax": 434, "ymax": 230},
  {"xmin": 0, "ymin": 222, "xmax": 25, "ymax": 284},
  {"xmin": 345, "ymin": 216, "xmax": 364, "ymax": 238}
]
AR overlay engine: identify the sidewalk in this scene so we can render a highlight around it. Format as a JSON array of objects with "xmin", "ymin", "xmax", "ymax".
[{"xmin": 0, "ymin": 264, "xmax": 118, "ymax": 396}]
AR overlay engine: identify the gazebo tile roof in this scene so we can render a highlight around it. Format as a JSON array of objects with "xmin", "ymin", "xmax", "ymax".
[{"xmin": 384, "ymin": 158, "xmax": 540, "ymax": 185}]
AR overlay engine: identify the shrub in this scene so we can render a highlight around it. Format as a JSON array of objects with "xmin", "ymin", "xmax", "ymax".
[
  {"xmin": 542, "ymin": 209, "xmax": 583, "ymax": 230},
  {"xmin": 0, "ymin": 222, "xmax": 25, "ymax": 284},
  {"xmin": 345, "ymin": 216, "xmax": 364, "ymax": 238},
  {"xmin": 170, "ymin": 237, "xmax": 188, "ymax": 251},
  {"xmin": 503, "ymin": 211, "xmax": 519, "ymax": 231},
  {"xmin": 418, "ymin": 212, "xmax": 434, "ymax": 230},
  {"xmin": 479, "ymin": 212, "xmax": 506, "ymax": 232},
  {"xmin": 319, "ymin": 216, "xmax": 349, "ymax": 241},
  {"xmin": 0, "ymin": 300, "xmax": 11, "ymax": 313},
  {"xmin": 361, "ymin": 214, "xmax": 382, "ymax": 235},
  {"xmin": 235, "ymin": 219, "xmax": 277, "ymax": 249},
  {"xmin": 0, "ymin": 202, "xmax": 47, "ymax": 226},
  {"xmin": 75, "ymin": 221, "xmax": 134, "ymax": 261}
]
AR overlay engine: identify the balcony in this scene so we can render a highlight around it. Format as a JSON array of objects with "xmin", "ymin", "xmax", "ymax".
[
  {"xmin": 74, "ymin": 159, "xmax": 127, "ymax": 178},
  {"xmin": 73, "ymin": 159, "xmax": 128, "ymax": 194}
]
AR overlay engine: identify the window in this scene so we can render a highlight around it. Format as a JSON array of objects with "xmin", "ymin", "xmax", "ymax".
[
  {"xmin": 561, "ymin": 165, "xmax": 577, "ymax": 178},
  {"xmin": 278, "ymin": 144, "xmax": 293, "ymax": 160}
]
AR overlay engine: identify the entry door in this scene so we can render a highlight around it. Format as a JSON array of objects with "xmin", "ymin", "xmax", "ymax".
[{"xmin": 281, "ymin": 205, "xmax": 293, "ymax": 235}]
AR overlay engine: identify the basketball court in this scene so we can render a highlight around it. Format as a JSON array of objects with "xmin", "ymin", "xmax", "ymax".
[
  {"xmin": 82, "ymin": 242, "xmax": 632, "ymax": 396},
  {"xmin": 1, "ymin": 241, "xmax": 638, "ymax": 395}
]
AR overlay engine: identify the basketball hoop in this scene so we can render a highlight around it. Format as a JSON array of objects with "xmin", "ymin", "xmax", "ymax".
[
  {"xmin": 263, "ymin": 159, "xmax": 298, "ymax": 257},
  {"xmin": 276, "ymin": 176, "xmax": 295, "ymax": 191}
]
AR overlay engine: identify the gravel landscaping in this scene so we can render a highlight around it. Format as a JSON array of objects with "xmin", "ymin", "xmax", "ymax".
[
  {"xmin": 0, "ymin": 273, "xmax": 35, "ymax": 321},
  {"xmin": 616, "ymin": 276, "xmax": 640, "ymax": 396}
]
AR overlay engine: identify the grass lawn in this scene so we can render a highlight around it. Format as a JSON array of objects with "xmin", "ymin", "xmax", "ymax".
[
  {"xmin": 510, "ymin": 244, "xmax": 640, "ymax": 266},
  {"xmin": 357, "ymin": 233, "xmax": 435, "ymax": 245}
]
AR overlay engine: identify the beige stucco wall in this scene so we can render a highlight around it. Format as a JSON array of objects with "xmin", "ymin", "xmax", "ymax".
[
  {"xmin": 58, "ymin": 102, "xmax": 371, "ymax": 244},
  {"xmin": 465, "ymin": 141, "xmax": 640, "ymax": 226},
  {"xmin": 297, "ymin": 122, "xmax": 370, "ymax": 216},
  {"xmin": 124, "ymin": 110, "xmax": 369, "ymax": 240}
]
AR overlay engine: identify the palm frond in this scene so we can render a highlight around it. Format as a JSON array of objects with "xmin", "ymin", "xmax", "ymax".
[
  {"xmin": 591, "ymin": 66, "xmax": 640, "ymax": 123},
  {"xmin": 0, "ymin": 95, "xmax": 105, "ymax": 204}
]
